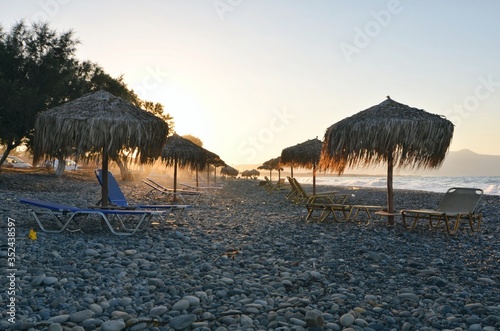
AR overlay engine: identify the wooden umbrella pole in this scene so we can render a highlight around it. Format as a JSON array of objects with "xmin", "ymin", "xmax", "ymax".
[
  {"xmin": 196, "ymin": 168, "xmax": 199, "ymax": 188},
  {"xmin": 173, "ymin": 158, "xmax": 178, "ymax": 203},
  {"xmin": 102, "ymin": 148, "xmax": 109, "ymax": 207},
  {"xmin": 291, "ymin": 163, "xmax": 294, "ymax": 178},
  {"xmin": 313, "ymin": 163, "xmax": 316, "ymax": 196},
  {"xmin": 387, "ymin": 152, "xmax": 395, "ymax": 226}
]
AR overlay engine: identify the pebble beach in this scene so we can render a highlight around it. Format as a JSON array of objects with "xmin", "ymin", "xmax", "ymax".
[{"xmin": 0, "ymin": 169, "xmax": 499, "ymax": 331}]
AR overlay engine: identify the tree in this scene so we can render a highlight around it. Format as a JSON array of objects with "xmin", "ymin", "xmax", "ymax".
[
  {"xmin": 141, "ymin": 101, "xmax": 175, "ymax": 133},
  {"xmin": 0, "ymin": 21, "xmax": 175, "ymax": 178},
  {"xmin": 183, "ymin": 134, "xmax": 203, "ymax": 147},
  {"xmin": 0, "ymin": 21, "xmax": 80, "ymax": 167}
]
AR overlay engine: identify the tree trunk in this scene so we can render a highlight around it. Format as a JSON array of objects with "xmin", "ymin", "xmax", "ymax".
[
  {"xmin": 387, "ymin": 152, "xmax": 395, "ymax": 226},
  {"xmin": 115, "ymin": 156, "xmax": 131, "ymax": 180},
  {"xmin": 55, "ymin": 156, "xmax": 65, "ymax": 176}
]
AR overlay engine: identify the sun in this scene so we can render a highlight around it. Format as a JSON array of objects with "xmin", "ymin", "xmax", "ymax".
[{"xmin": 160, "ymin": 86, "xmax": 210, "ymax": 138}]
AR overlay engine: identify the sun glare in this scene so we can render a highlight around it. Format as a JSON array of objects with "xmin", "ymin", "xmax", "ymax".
[{"xmin": 161, "ymin": 86, "xmax": 210, "ymax": 139}]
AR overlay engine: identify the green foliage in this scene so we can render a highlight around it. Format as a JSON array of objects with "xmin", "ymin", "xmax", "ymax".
[{"xmin": 0, "ymin": 21, "xmax": 80, "ymax": 164}]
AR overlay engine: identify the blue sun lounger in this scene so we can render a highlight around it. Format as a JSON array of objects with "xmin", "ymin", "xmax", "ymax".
[
  {"xmin": 19, "ymin": 198, "xmax": 164, "ymax": 236},
  {"xmin": 95, "ymin": 170, "xmax": 193, "ymax": 220}
]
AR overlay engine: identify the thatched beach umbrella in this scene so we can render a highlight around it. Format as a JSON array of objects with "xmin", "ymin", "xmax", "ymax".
[
  {"xmin": 33, "ymin": 89, "xmax": 169, "ymax": 206},
  {"xmin": 258, "ymin": 157, "xmax": 282, "ymax": 181},
  {"xmin": 208, "ymin": 158, "xmax": 226, "ymax": 185},
  {"xmin": 201, "ymin": 148, "xmax": 222, "ymax": 187},
  {"xmin": 161, "ymin": 134, "xmax": 216, "ymax": 192},
  {"xmin": 281, "ymin": 138, "xmax": 322, "ymax": 195},
  {"xmin": 221, "ymin": 165, "xmax": 239, "ymax": 178},
  {"xmin": 320, "ymin": 96, "xmax": 454, "ymax": 225}
]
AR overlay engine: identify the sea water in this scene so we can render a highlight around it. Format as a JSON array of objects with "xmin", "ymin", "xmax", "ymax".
[{"xmin": 294, "ymin": 175, "xmax": 500, "ymax": 196}]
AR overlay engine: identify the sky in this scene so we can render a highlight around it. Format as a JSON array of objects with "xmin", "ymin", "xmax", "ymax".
[{"xmin": 2, "ymin": 0, "xmax": 500, "ymax": 166}]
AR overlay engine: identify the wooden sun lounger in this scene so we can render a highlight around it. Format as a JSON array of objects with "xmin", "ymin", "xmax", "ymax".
[{"xmin": 401, "ymin": 187, "xmax": 483, "ymax": 235}]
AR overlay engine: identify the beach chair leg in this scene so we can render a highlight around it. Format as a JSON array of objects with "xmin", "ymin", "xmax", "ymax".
[
  {"xmin": 92, "ymin": 212, "xmax": 151, "ymax": 236},
  {"xmin": 29, "ymin": 210, "xmax": 82, "ymax": 233}
]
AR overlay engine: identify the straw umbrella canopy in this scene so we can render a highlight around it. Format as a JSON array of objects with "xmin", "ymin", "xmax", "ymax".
[
  {"xmin": 281, "ymin": 138, "xmax": 322, "ymax": 194},
  {"xmin": 208, "ymin": 157, "xmax": 226, "ymax": 185},
  {"xmin": 161, "ymin": 134, "xmax": 217, "ymax": 192},
  {"xmin": 221, "ymin": 165, "xmax": 239, "ymax": 177},
  {"xmin": 33, "ymin": 89, "xmax": 169, "ymax": 206},
  {"xmin": 320, "ymin": 96, "xmax": 454, "ymax": 225},
  {"xmin": 201, "ymin": 148, "xmax": 223, "ymax": 187},
  {"xmin": 258, "ymin": 157, "xmax": 281, "ymax": 181}
]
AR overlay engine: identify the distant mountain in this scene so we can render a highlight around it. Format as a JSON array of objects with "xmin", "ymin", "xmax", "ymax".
[
  {"xmin": 424, "ymin": 149, "xmax": 500, "ymax": 176},
  {"xmin": 233, "ymin": 149, "xmax": 500, "ymax": 177}
]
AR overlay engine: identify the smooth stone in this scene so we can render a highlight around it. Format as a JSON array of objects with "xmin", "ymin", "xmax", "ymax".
[
  {"xmin": 183, "ymin": 295, "xmax": 200, "ymax": 306},
  {"xmin": 111, "ymin": 311, "xmax": 129, "ymax": 318},
  {"xmin": 81, "ymin": 318, "xmax": 103, "ymax": 329},
  {"xmin": 305, "ymin": 310, "xmax": 325, "ymax": 328},
  {"xmin": 85, "ymin": 249, "xmax": 99, "ymax": 256},
  {"xmin": 69, "ymin": 309, "xmax": 95, "ymax": 323},
  {"xmin": 47, "ymin": 323, "xmax": 63, "ymax": 331},
  {"xmin": 100, "ymin": 319, "xmax": 126, "ymax": 331},
  {"xmin": 354, "ymin": 318, "xmax": 368, "ymax": 327},
  {"xmin": 397, "ymin": 293, "xmax": 419, "ymax": 302},
  {"xmin": 48, "ymin": 314, "xmax": 70, "ymax": 323},
  {"xmin": 31, "ymin": 274, "xmax": 46, "ymax": 286},
  {"xmin": 290, "ymin": 317, "xmax": 307, "ymax": 327},
  {"xmin": 171, "ymin": 299, "xmax": 190, "ymax": 311},
  {"xmin": 220, "ymin": 277, "xmax": 234, "ymax": 285},
  {"xmin": 129, "ymin": 322, "xmax": 149, "ymax": 331},
  {"xmin": 150, "ymin": 305, "xmax": 168, "ymax": 316},
  {"xmin": 169, "ymin": 314, "xmax": 197, "ymax": 330},
  {"xmin": 89, "ymin": 303, "xmax": 103, "ymax": 315},
  {"xmin": 148, "ymin": 278, "xmax": 165, "ymax": 287},
  {"xmin": 339, "ymin": 313, "xmax": 355, "ymax": 327},
  {"xmin": 240, "ymin": 314, "xmax": 253, "ymax": 326}
]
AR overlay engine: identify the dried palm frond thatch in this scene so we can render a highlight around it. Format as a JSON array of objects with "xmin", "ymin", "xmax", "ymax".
[
  {"xmin": 281, "ymin": 138, "xmax": 322, "ymax": 168},
  {"xmin": 33, "ymin": 89, "xmax": 169, "ymax": 206},
  {"xmin": 162, "ymin": 134, "xmax": 221, "ymax": 191},
  {"xmin": 162, "ymin": 134, "xmax": 212, "ymax": 170},
  {"xmin": 221, "ymin": 165, "xmax": 239, "ymax": 177},
  {"xmin": 258, "ymin": 157, "xmax": 283, "ymax": 181},
  {"xmin": 33, "ymin": 89, "xmax": 168, "ymax": 165},
  {"xmin": 320, "ymin": 96, "xmax": 454, "ymax": 224},
  {"xmin": 281, "ymin": 138, "xmax": 322, "ymax": 194}
]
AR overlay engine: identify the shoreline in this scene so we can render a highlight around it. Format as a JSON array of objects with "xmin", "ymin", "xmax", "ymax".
[{"xmin": 0, "ymin": 170, "xmax": 499, "ymax": 330}]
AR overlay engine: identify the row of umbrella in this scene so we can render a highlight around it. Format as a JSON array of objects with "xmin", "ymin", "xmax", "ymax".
[
  {"xmin": 260, "ymin": 96, "xmax": 454, "ymax": 225},
  {"xmin": 31, "ymin": 90, "xmax": 454, "ymax": 224},
  {"xmin": 32, "ymin": 89, "xmax": 225, "ymax": 206}
]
